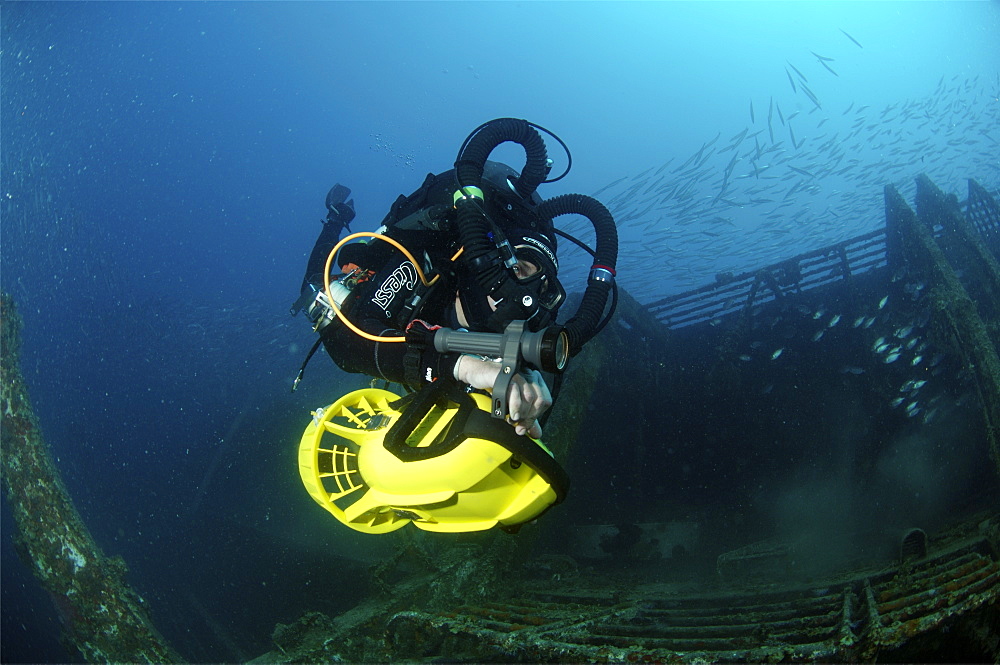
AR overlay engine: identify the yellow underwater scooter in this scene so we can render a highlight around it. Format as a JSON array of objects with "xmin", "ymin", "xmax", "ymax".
[{"xmin": 297, "ymin": 321, "xmax": 571, "ymax": 534}]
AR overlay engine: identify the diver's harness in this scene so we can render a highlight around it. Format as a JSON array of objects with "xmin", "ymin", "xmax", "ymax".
[{"xmin": 292, "ymin": 118, "xmax": 620, "ymax": 418}]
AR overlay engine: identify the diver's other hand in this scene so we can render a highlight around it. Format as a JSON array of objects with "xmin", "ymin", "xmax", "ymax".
[
  {"xmin": 453, "ymin": 356, "xmax": 552, "ymax": 438},
  {"xmin": 325, "ymin": 201, "xmax": 356, "ymax": 228}
]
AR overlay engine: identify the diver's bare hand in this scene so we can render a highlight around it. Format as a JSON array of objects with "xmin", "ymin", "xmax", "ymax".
[
  {"xmin": 454, "ymin": 356, "xmax": 552, "ymax": 438},
  {"xmin": 507, "ymin": 368, "xmax": 552, "ymax": 438}
]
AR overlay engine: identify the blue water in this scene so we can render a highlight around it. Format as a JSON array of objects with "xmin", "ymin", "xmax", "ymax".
[{"xmin": 2, "ymin": 3, "xmax": 998, "ymax": 662}]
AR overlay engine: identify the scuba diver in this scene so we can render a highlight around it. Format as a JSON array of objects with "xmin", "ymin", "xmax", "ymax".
[
  {"xmin": 290, "ymin": 118, "xmax": 619, "ymax": 533},
  {"xmin": 296, "ymin": 166, "xmax": 561, "ymax": 437}
]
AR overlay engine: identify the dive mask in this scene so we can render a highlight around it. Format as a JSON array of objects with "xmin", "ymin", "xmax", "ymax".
[{"xmin": 512, "ymin": 243, "xmax": 565, "ymax": 314}]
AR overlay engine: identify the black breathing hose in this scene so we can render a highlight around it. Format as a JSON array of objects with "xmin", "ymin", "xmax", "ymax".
[
  {"xmin": 453, "ymin": 118, "xmax": 550, "ymax": 297},
  {"xmin": 455, "ymin": 118, "xmax": 549, "ymax": 198},
  {"xmin": 452, "ymin": 118, "xmax": 618, "ymax": 354},
  {"xmin": 537, "ymin": 194, "xmax": 619, "ymax": 354}
]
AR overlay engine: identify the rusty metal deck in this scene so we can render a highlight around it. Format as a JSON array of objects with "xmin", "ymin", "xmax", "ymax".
[{"xmin": 385, "ymin": 535, "xmax": 998, "ymax": 662}]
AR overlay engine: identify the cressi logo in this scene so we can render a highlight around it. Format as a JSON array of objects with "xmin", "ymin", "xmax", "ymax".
[{"xmin": 372, "ymin": 262, "xmax": 418, "ymax": 314}]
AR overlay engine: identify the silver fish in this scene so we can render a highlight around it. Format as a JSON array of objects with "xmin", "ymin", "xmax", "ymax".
[{"xmin": 840, "ymin": 28, "xmax": 863, "ymax": 49}]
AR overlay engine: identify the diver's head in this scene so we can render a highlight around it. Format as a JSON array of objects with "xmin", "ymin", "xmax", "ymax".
[
  {"xmin": 451, "ymin": 160, "xmax": 565, "ymax": 333},
  {"xmin": 458, "ymin": 226, "xmax": 564, "ymax": 333},
  {"xmin": 508, "ymin": 228, "xmax": 564, "ymax": 315}
]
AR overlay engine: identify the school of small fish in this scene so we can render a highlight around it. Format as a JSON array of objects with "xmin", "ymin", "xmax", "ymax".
[
  {"xmin": 560, "ymin": 41, "xmax": 999, "ymax": 306},
  {"xmin": 769, "ymin": 284, "xmax": 951, "ymax": 425}
]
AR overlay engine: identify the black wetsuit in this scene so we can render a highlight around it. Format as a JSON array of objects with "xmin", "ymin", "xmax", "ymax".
[
  {"xmin": 303, "ymin": 172, "xmax": 469, "ymax": 390},
  {"xmin": 318, "ymin": 228, "xmax": 463, "ymax": 389}
]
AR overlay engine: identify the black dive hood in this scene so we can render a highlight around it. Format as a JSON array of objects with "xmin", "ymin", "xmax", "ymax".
[{"xmin": 453, "ymin": 118, "xmax": 618, "ymax": 355}]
